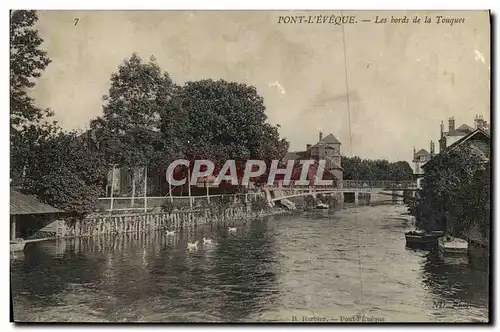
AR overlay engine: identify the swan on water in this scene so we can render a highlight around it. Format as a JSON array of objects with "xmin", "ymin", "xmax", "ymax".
[
  {"xmin": 203, "ymin": 237, "xmax": 213, "ymax": 245},
  {"xmin": 187, "ymin": 241, "xmax": 198, "ymax": 250}
]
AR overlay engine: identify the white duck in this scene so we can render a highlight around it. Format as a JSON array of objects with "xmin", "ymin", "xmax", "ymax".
[
  {"xmin": 203, "ymin": 237, "xmax": 213, "ymax": 245},
  {"xmin": 187, "ymin": 241, "xmax": 198, "ymax": 251},
  {"xmin": 228, "ymin": 227, "xmax": 237, "ymax": 233},
  {"xmin": 166, "ymin": 230, "xmax": 175, "ymax": 236}
]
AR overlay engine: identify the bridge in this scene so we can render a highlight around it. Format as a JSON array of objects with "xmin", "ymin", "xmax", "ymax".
[{"xmin": 263, "ymin": 180, "xmax": 417, "ymax": 206}]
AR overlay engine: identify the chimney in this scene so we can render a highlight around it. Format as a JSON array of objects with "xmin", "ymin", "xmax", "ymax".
[
  {"xmin": 440, "ymin": 121, "xmax": 444, "ymax": 138},
  {"xmin": 319, "ymin": 131, "xmax": 323, "ymax": 142},
  {"xmin": 306, "ymin": 144, "xmax": 312, "ymax": 151},
  {"xmin": 474, "ymin": 115, "xmax": 481, "ymax": 129},
  {"xmin": 430, "ymin": 140, "xmax": 435, "ymax": 156},
  {"xmin": 448, "ymin": 117, "xmax": 455, "ymax": 132},
  {"xmin": 413, "ymin": 146, "xmax": 416, "ymax": 159}
]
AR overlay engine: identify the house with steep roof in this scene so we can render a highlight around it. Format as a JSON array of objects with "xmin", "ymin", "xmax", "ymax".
[
  {"xmin": 283, "ymin": 131, "xmax": 343, "ymax": 187},
  {"xmin": 446, "ymin": 127, "xmax": 490, "ymax": 161},
  {"xmin": 439, "ymin": 115, "xmax": 490, "ymax": 152}
]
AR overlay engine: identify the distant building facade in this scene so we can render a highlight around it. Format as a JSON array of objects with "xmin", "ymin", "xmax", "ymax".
[
  {"xmin": 284, "ymin": 131, "xmax": 343, "ymax": 187},
  {"xmin": 414, "ymin": 115, "xmax": 490, "ymax": 189},
  {"xmin": 412, "ymin": 141, "xmax": 435, "ymax": 189}
]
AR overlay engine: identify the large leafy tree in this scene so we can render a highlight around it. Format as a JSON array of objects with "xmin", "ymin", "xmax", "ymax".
[
  {"xmin": 23, "ymin": 132, "xmax": 108, "ymax": 214},
  {"xmin": 160, "ymin": 79, "xmax": 289, "ymax": 183},
  {"xmin": 95, "ymin": 53, "xmax": 174, "ymax": 169},
  {"xmin": 90, "ymin": 53, "xmax": 175, "ymax": 199},
  {"xmin": 10, "ymin": 10, "xmax": 57, "ymax": 186},
  {"xmin": 416, "ymin": 143, "xmax": 489, "ymax": 237}
]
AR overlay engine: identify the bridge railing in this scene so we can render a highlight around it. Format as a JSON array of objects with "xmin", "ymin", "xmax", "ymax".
[{"xmin": 261, "ymin": 180, "xmax": 417, "ymax": 190}]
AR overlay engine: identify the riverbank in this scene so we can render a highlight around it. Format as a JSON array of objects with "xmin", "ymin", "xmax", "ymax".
[
  {"xmin": 11, "ymin": 203, "xmax": 488, "ymax": 323},
  {"xmin": 43, "ymin": 205, "xmax": 296, "ymax": 239}
]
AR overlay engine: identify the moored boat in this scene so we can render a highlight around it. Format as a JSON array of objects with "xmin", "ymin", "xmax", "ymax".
[
  {"xmin": 405, "ymin": 230, "xmax": 444, "ymax": 245},
  {"xmin": 438, "ymin": 236, "xmax": 468, "ymax": 255}
]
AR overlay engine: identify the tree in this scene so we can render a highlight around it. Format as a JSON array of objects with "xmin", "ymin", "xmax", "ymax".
[
  {"xmin": 10, "ymin": 10, "xmax": 57, "ymax": 185},
  {"xmin": 415, "ymin": 143, "xmax": 488, "ymax": 236},
  {"xmin": 341, "ymin": 156, "xmax": 413, "ymax": 181},
  {"xmin": 96, "ymin": 53, "xmax": 174, "ymax": 168},
  {"xmin": 91, "ymin": 53, "xmax": 175, "ymax": 199},
  {"xmin": 22, "ymin": 132, "xmax": 108, "ymax": 215},
  {"xmin": 160, "ymin": 79, "xmax": 289, "ymax": 183}
]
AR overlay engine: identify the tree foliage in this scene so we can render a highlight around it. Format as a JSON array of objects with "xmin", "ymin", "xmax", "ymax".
[
  {"xmin": 159, "ymin": 79, "xmax": 289, "ymax": 182},
  {"xmin": 416, "ymin": 144, "xmax": 490, "ymax": 238},
  {"xmin": 341, "ymin": 156, "xmax": 413, "ymax": 181},
  {"xmin": 161, "ymin": 79, "xmax": 289, "ymax": 164},
  {"xmin": 10, "ymin": 11, "xmax": 109, "ymax": 214},
  {"xmin": 22, "ymin": 132, "xmax": 108, "ymax": 215},
  {"xmin": 10, "ymin": 10, "xmax": 58, "ymax": 185},
  {"xmin": 94, "ymin": 53, "xmax": 174, "ymax": 168}
]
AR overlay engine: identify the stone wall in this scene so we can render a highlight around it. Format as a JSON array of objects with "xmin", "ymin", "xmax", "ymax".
[{"xmin": 51, "ymin": 205, "xmax": 286, "ymax": 239}]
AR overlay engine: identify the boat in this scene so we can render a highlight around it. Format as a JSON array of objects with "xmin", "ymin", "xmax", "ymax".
[
  {"xmin": 405, "ymin": 230, "xmax": 444, "ymax": 245},
  {"xmin": 315, "ymin": 202, "xmax": 329, "ymax": 210},
  {"xmin": 10, "ymin": 238, "xmax": 26, "ymax": 252},
  {"xmin": 438, "ymin": 236, "xmax": 468, "ymax": 255}
]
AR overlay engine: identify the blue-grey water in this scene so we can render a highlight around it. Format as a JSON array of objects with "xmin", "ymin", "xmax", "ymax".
[{"xmin": 10, "ymin": 204, "xmax": 489, "ymax": 322}]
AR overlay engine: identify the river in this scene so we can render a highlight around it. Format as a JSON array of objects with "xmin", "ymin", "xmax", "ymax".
[{"xmin": 10, "ymin": 204, "xmax": 489, "ymax": 323}]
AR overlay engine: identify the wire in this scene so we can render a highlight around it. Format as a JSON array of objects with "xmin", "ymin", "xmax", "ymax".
[
  {"xmin": 340, "ymin": 9, "xmax": 364, "ymax": 317},
  {"xmin": 340, "ymin": 10, "xmax": 353, "ymax": 158}
]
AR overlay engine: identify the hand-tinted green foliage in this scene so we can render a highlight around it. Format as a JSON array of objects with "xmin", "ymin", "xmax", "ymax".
[
  {"xmin": 341, "ymin": 156, "xmax": 413, "ymax": 181},
  {"xmin": 10, "ymin": 10, "xmax": 58, "ymax": 185},
  {"xmin": 416, "ymin": 144, "xmax": 490, "ymax": 238}
]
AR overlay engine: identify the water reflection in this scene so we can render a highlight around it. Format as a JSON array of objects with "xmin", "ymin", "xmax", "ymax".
[{"xmin": 11, "ymin": 205, "xmax": 489, "ymax": 322}]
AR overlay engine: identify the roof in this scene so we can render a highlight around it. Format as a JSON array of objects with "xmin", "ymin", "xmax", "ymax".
[
  {"xmin": 414, "ymin": 149, "xmax": 430, "ymax": 157},
  {"xmin": 422, "ymin": 128, "xmax": 490, "ymax": 169},
  {"xmin": 316, "ymin": 133, "xmax": 341, "ymax": 145},
  {"xmin": 446, "ymin": 130, "xmax": 468, "ymax": 137},
  {"xmin": 10, "ymin": 189, "xmax": 64, "ymax": 215},
  {"xmin": 283, "ymin": 151, "xmax": 307, "ymax": 162},
  {"xmin": 448, "ymin": 127, "xmax": 490, "ymax": 152}
]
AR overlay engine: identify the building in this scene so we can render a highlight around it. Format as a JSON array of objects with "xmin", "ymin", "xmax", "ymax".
[
  {"xmin": 10, "ymin": 189, "xmax": 68, "ymax": 240},
  {"xmin": 446, "ymin": 127, "xmax": 490, "ymax": 160},
  {"xmin": 412, "ymin": 141, "xmax": 435, "ymax": 189},
  {"xmin": 414, "ymin": 115, "xmax": 490, "ymax": 189},
  {"xmin": 284, "ymin": 131, "xmax": 343, "ymax": 186},
  {"xmin": 439, "ymin": 115, "xmax": 490, "ymax": 152}
]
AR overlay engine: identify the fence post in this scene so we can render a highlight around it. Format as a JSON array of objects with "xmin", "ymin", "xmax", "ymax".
[{"xmin": 109, "ymin": 164, "xmax": 116, "ymax": 215}]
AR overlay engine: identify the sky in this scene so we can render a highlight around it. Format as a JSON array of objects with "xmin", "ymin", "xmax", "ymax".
[{"xmin": 29, "ymin": 10, "xmax": 490, "ymax": 163}]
